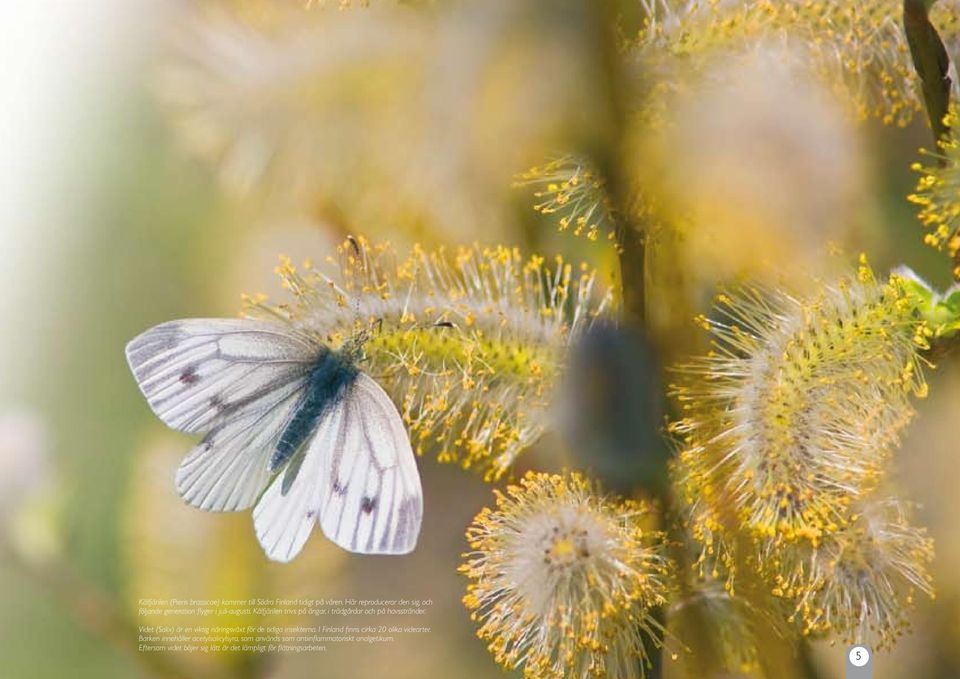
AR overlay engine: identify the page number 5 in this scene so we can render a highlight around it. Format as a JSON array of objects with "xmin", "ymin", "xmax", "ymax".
[{"xmin": 849, "ymin": 646, "xmax": 870, "ymax": 667}]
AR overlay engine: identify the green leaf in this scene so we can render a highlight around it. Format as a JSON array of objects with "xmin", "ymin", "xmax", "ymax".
[
  {"xmin": 935, "ymin": 318, "xmax": 960, "ymax": 337},
  {"xmin": 894, "ymin": 265, "xmax": 937, "ymax": 307},
  {"xmin": 940, "ymin": 286, "xmax": 960, "ymax": 312}
]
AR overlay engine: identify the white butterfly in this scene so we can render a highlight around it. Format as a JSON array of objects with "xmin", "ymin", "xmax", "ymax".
[{"xmin": 125, "ymin": 318, "xmax": 423, "ymax": 561}]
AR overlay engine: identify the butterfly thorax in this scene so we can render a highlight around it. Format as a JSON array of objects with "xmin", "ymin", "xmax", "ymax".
[{"xmin": 270, "ymin": 348, "xmax": 360, "ymax": 477}]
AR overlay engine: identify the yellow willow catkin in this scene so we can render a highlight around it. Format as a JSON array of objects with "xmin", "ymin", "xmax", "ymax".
[
  {"xmin": 637, "ymin": 0, "xmax": 960, "ymax": 126},
  {"xmin": 910, "ymin": 108, "xmax": 960, "ymax": 275},
  {"xmin": 460, "ymin": 472, "xmax": 674, "ymax": 679},
  {"xmin": 669, "ymin": 264, "xmax": 928, "ymax": 580},
  {"xmin": 669, "ymin": 578, "xmax": 788, "ymax": 676},
  {"xmin": 767, "ymin": 496, "xmax": 934, "ymax": 649},
  {"xmin": 244, "ymin": 239, "xmax": 612, "ymax": 480},
  {"xmin": 513, "ymin": 156, "xmax": 618, "ymax": 247}
]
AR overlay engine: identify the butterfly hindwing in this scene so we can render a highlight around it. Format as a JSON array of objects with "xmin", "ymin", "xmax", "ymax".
[
  {"xmin": 252, "ymin": 402, "xmax": 345, "ymax": 562},
  {"xmin": 176, "ymin": 376, "xmax": 306, "ymax": 511}
]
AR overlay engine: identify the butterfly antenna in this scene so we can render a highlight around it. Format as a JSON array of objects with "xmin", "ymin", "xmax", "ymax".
[
  {"xmin": 347, "ymin": 234, "xmax": 362, "ymax": 258},
  {"xmin": 346, "ymin": 235, "xmax": 365, "ymax": 321},
  {"xmin": 341, "ymin": 236, "xmax": 373, "ymax": 362}
]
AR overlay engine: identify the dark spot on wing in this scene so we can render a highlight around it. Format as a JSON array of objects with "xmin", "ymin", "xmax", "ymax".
[
  {"xmin": 360, "ymin": 497, "xmax": 377, "ymax": 514},
  {"xmin": 333, "ymin": 480, "xmax": 348, "ymax": 496},
  {"xmin": 209, "ymin": 395, "xmax": 226, "ymax": 412},
  {"xmin": 179, "ymin": 365, "xmax": 200, "ymax": 385},
  {"xmin": 389, "ymin": 495, "xmax": 422, "ymax": 552},
  {"xmin": 306, "ymin": 510, "xmax": 316, "ymax": 519}
]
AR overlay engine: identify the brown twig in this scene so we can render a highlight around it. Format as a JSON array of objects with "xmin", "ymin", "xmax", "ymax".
[
  {"xmin": 584, "ymin": 1, "xmax": 647, "ymax": 328},
  {"xmin": 579, "ymin": 4, "xmax": 667, "ymax": 676}
]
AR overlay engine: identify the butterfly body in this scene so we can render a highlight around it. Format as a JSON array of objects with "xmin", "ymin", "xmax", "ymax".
[
  {"xmin": 271, "ymin": 347, "xmax": 359, "ymax": 473},
  {"xmin": 126, "ymin": 318, "xmax": 423, "ymax": 561}
]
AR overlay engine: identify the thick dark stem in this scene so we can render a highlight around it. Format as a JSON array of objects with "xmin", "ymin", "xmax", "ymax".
[
  {"xmin": 616, "ymin": 218, "xmax": 647, "ymax": 326},
  {"xmin": 584, "ymin": 0, "xmax": 647, "ymax": 328},
  {"xmin": 580, "ymin": 4, "xmax": 662, "ymax": 675}
]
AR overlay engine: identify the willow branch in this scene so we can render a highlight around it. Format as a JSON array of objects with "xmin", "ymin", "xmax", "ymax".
[{"xmin": 586, "ymin": 2, "xmax": 647, "ymax": 328}]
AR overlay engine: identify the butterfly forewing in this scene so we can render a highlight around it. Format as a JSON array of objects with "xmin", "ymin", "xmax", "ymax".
[{"xmin": 125, "ymin": 319, "xmax": 318, "ymax": 434}]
